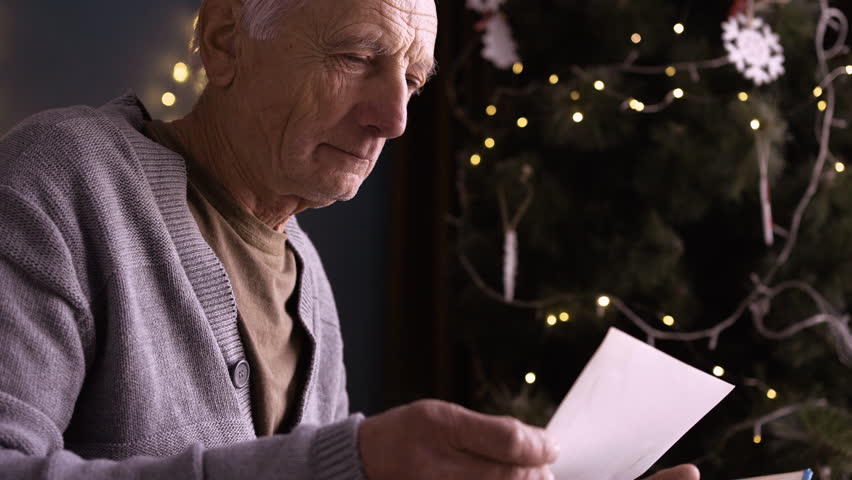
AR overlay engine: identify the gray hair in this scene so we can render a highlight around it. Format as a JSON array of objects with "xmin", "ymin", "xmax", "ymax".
[
  {"xmin": 238, "ymin": 0, "xmax": 306, "ymax": 40},
  {"xmin": 192, "ymin": 0, "xmax": 306, "ymax": 56}
]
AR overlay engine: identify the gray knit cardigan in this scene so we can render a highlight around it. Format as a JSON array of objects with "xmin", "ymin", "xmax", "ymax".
[{"xmin": 0, "ymin": 93, "xmax": 366, "ymax": 479}]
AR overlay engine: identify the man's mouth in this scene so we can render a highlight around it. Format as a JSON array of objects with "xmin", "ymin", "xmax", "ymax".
[{"xmin": 325, "ymin": 144, "xmax": 372, "ymax": 162}]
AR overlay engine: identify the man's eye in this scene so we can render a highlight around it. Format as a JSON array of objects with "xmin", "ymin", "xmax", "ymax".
[
  {"xmin": 341, "ymin": 54, "xmax": 370, "ymax": 64},
  {"xmin": 407, "ymin": 79, "xmax": 424, "ymax": 96}
]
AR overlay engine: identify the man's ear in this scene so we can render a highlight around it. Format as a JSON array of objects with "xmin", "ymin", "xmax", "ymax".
[{"xmin": 198, "ymin": 0, "xmax": 241, "ymax": 87}]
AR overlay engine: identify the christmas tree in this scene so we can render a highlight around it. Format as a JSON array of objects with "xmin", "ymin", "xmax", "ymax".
[{"xmin": 448, "ymin": 0, "xmax": 852, "ymax": 478}]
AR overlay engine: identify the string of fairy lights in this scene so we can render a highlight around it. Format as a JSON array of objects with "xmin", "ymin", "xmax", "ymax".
[
  {"xmin": 468, "ymin": 60, "xmax": 851, "ymax": 173},
  {"xmin": 451, "ymin": 0, "xmax": 852, "ymax": 455}
]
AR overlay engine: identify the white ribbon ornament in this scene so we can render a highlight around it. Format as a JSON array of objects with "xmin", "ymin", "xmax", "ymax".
[{"xmin": 503, "ymin": 229, "xmax": 518, "ymax": 302}]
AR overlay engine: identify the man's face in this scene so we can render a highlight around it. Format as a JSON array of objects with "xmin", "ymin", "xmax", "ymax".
[{"xmin": 224, "ymin": 0, "xmax": 438, "ymax": 207}]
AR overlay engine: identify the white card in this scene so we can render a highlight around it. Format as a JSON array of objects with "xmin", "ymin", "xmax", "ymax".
[
  {"xmin": 737, "ymin": 471, "xmax": 813, "ymax": 480},
  {"xmin": 547, "ymin": 327, "xmax": 734, "ymax": 480}
]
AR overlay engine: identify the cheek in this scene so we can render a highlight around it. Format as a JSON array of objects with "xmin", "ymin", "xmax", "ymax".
[
  {"xmin": 265, "ymin": 70, "xmax": 352, "ymax": 137},
  {"xmin": 301, "ymin": 70, "xmax": 355, "ymax": 119}
]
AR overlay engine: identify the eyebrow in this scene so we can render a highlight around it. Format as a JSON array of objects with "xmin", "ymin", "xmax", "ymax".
[
  {"xmin": 326, "ymin": 33, "xmax": 438, "ymax": 83},
  {"xmin": 415, "ymin": 59, "xmax": 439, "ymax": 84},
  {"xmin": 326, "ymin": 34, "xmax": 392, "ymax": 56}
]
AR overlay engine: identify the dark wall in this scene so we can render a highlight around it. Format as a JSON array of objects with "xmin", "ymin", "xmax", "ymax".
[
  {"xmin": 381, "ymin": 0, "xmax": 467, "ymax": 408},
  {"xmin": 2, "ymin": 1, "xmax": 388, "ymax": 415},
  {"xmin": 0, "ymin": 1, "xmax": 201, "ymax": 132}
]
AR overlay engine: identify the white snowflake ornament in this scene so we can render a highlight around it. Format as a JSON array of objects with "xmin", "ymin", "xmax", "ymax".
[
  {"xmin": 722, "ymin": 14, "xmax": 785, "ymax": 85},
  {"xmin": 466, "ymin": 0, "xmax": 506, "ymax": 13},
  {"xmin": 481, "ymin": 15, "xmax": 521, "ymax": 70}
]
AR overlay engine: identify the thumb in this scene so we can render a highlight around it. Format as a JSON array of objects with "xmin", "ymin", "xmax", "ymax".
[{"xmin": 644, "ymin": 464, "xmax": 700, "ymax": 480}]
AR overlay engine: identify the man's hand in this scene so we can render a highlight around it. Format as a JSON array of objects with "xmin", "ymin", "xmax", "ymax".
[
  {"xmin": 644, "ymin": 464, "xmax": 701, "ymax": 480},
  {"xmin": 359, "ymin": 399, "xmax": 559, "ymax": 479}
]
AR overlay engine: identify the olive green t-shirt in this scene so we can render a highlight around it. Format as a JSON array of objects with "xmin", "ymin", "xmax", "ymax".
[{"xmin": 144, "ymin": 121, "xmax": 303, "ymax": 436}]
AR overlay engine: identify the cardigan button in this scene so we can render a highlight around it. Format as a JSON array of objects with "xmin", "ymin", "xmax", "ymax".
[{"xmin": 230, "ymin": 359, "xmax": 250, "ymax": 389}]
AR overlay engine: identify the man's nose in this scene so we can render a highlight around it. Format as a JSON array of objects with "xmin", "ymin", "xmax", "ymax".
[{"xmin": 357, "ymin": 73, "xmax": 409, "ymax": 139}]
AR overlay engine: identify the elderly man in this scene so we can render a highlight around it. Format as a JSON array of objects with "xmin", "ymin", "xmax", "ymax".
[{"xmin": 0, "ymin": 0, "xmax": 701, "ymax": 478}]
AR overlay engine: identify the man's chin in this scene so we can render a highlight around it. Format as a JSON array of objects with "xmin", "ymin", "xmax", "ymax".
[{"xmin": 300, "ymin": 185, "xmax": 361, "ymax": 208}]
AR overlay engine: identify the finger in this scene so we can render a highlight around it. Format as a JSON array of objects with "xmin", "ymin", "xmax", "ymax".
[
  {"xmin": 446, "ymin": 404, "xmax": 560, "ymax": 466},
  {"xmin": 644, "ymin": 464, "xmax": 700, "ymax": 480}
]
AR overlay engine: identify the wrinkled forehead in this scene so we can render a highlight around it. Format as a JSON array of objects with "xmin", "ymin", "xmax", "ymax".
[
  {"xmin": 357, "ymin": 0, "xmax": 437, "ymax": 30},
  {"xmin": 310, "ymin": 0, "xmax": 438, "ymax": 51},
  {"xmin": 376, "ymin": 0, "xmax": 438, "ymax": 29}
]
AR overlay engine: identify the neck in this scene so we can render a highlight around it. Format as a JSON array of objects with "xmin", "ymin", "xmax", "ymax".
[{"xmin": 164, "ymin": 91, "xmax": 309, "ymax": 232}]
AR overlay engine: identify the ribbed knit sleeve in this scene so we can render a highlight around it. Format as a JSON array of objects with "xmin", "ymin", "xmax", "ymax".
[
  {"xmin": 203, "ymin": 415, "xmax": 366, "ymax": 480},
  {"xmin": 0, "ymin": 417, "xmax": 366, "ymax": 480}
]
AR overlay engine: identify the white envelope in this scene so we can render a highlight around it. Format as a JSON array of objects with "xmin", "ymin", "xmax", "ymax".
[
  {"xmin": 737, "ymin": 471, "xmax": 813, "ymax": 480},
  {"xmin": 547, "ymin": 327, "xmax": 734, "ymax": 480}
]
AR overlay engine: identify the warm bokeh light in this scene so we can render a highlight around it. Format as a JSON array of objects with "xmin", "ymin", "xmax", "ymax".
[
  {"xmin": 713, "ymin": 366, "xmax": 725, "ymax": 377},
  {"xmin": 572, "ymin": 112, "xmax": 584, "ymax": 123},
  {"xmin": 665, "ymin": 66, "xmax": 677, "ymax": 77},
  {"xmin": 161, "ymin": 92, "xmax": 176, "ymax": 107},
  {"xmin": 835, "ymin": 162, "xmax": 846, "ymax": 173},
  {"xmin": 470, "ymin": 154, "xmax": 482, "ymax": 166},
  {"xmin": 673, "ymin": 88, "xmax": 684, "ymax": 99},
  {"xmin": 594, "ymin": 80, "xmax": 605, "ymax": 91},
  {"xmin": 525, "ymin": 372, "xmax": 537, "ymax": 384},
  {"xmin": 173, "ymin": 62, "xmax": 190, "ymax": 83},
  {"xmin": 673, "ymin": 23, "xmax": 685, "ymax": 34},
  {"xmin": 631, "ymin": 33, "xmax": 642, "ymax": 44},
  {"xmin": 813, "ymin": 86, "xmax": 823, "ymax": 97},
  {"xmin": 818, "ymin": 100, "xmax": 827, "ymax": 112},
  {"xmin": 662, "ymin": 315, "xmax": 675, "ymax": 326},
  {"xmin": 559, "ymin": 312, "xmax": 570, "ymax": 322},
  {"xmin": 549, "ymin": 74, "xmax": 560, "ymax": 85},
  {"xmin": 512, "ymin": 62, "xmax": 524, "ymax": 75},
  {"xmin": 629, "ymin": 99, "xmax": 645, "ymax": 112},
  {"xmin": 766, "ymin": 389, "xmax": 778, "ymax": 399},
  {"xmin": 486, "ymin": 105, "xmax": 498, "ymax": 116},
  {"xmin": 570, "ymin": 90, "xmax": 581, "ymax": 101},
  {"xmin": 750, "ymin": 119, "xmax": 761, "ymax": 130},
  {"xmin": 753, "ymin": 434, "xmax": 762, "ymax": 444},
  {"xmin": 597, "ymin": 296, "xmax": 611, "ymax": 307},
  {"xmin": 484, "ymin": 138, "xmax": 496, "ymax": 149},
  {"xmin": 738, "ymin": 91, "xmax": 749, "ymax": 102},
  {"xmin": 847, "ymin": 65, "xmax": 852, "ymax": 75},
  {"xmin": 517, "ymin": 117, "xmax": 529, "ymax": 128},
  {"xmin": 546, "ymin": 315, "xmax": 558, "ymax": 326}
]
